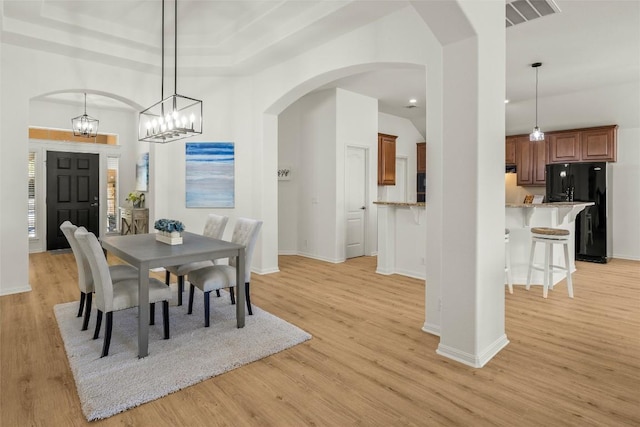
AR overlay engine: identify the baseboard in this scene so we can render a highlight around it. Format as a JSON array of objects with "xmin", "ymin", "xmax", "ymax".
[
  {"xmin": 278, "ymin": 250, "xmax": 298, "ymax": 256},
  {"xmin": 297, "ymin": 251, "xmax": 344, "ymax": 264},
  {"xmin": 612, "ymin": 254, "xmax": 640, "ymax": 261},
  {"xmin": 436, "ymin": 334, "xmax": 509, "ymax": 368},
  {"xmin": 0, "ymin": 284, "xmax": 32, "ymax": 296},
  {"xmin": 422, "ymin": 322, "xmax": 440, "ymax": 336},
  {"xmin": 254, "ymin": 267, "xmax": 280, "ymax": 275},
  {"xmin": 375, "ymin": 268, "xmax": 393, "ymax": 275},
  {"xmin": 395, "ymin": 268, "xmax": 425, "ymax": 280}
]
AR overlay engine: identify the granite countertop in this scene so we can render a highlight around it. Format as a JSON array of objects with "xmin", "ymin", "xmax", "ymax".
[
  {"xmin": 506, "ymin": 202, "xmax": 595, "ymax": 208},
  {"xmin": 374, "ymin": 201, "xmax": 426, "ymax": 207}
]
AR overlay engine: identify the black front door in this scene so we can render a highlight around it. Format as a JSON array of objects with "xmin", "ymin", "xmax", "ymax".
[{"xmin": 46, "ymin": 151, "xmax": 100, "ymax": 250}]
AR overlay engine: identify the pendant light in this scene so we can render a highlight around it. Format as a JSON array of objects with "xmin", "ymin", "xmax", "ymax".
[
  {"xmin": 72, "ymin": 93, "xmax": 99, "ymax": 138},
  {"xmin": 138, "ymin": 0, "xmax": 202, "ymax": 143},
  {"xmin": 529, "ymin": 62, "xmax": 544, "ymax": 142}
]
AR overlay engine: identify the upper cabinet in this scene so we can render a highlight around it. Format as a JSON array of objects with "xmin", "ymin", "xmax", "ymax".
[
  {"xmin": 548, "ymin": 125, "xmax": 617, "ymax": 164},
  {"xmin": 515, "ymin": 136, "xmax": 547, "ymax": 186},
  {"xmin": 505, "ymin": 136, "xmax": 517, "ymax": 165},
  {"xmin": 417, "ymin": 142, "xmax": 426, "ymax": 172},
  {"xmin": 378, "ymin": 133, "xmax": 397, "ymax": 185}
]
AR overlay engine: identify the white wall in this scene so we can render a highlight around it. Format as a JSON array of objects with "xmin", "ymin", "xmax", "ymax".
[{"xmin": 506, "ymin": 81, "xmax": 640, "ymax": 260}]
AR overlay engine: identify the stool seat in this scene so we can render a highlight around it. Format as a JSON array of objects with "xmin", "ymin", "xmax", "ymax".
[{"xmin": 531, "ymin": 227, "xmax": 569, "ymax": 236}]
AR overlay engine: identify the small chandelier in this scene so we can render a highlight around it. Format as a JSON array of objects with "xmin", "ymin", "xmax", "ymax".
[
  {"xmin": 138, "ymin": 0, "xmax": 202, "ymax": 143},
  {"xmin": 72, "ymin": 93, "xmax": 99, "ymax": 138},
  {"xmin": 529, "ymin": 62, "xmax": 544, "ymax": 142}
]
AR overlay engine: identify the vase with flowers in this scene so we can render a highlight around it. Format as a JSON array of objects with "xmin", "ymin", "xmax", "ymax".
[
  {"xmin": 154, "ymin": 218, "xmax": 185, "ymax": 245},
  {"xmin": 126, "ymin": 191, "xmax": 145, "ymax": 208}
]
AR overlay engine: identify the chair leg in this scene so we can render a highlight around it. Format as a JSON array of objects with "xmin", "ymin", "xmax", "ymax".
[
  {"xmin": 77, "ymin": 292, "xmax": 86, "ymax": 318},
  {"xmin": 162, "ymin": 301, "xmax": 170, "ymax": 339},
  {"xmin": 548, "ymin": 244, "xmax": 555, "ymax": 291},
  {"xmin": 93, "ymin": 310, "xmax": 103, "ymax": 340},
  {"xmin": 150, "ymin": 303, "xmax": 155, "ymax": 325},
  {"xmin": 101, "ymin": 312, "xmax": 113, "ymax": 357},
  {"xmin": 505, "ymin": 249, "xmax": 513, "ymax": 294},
  {"xmin": 229, "ymin": 287, "xmax": 236, "ymax": 305},
  {"xmin": 526, "ymin": 240, "xmax": 536, "ymax": 290},
  {"xmin": 188, "ymin": 284, "xmax": 195, "ymax": 314},
  {"xmin": 245, "ymin": 282, "xmax": 253, "ymax": 315},
  {"xmin": 165, "ymin": 270, "xmax": 171, "ymax": 286},
  {"xmin": 177, "ymin": 276, "xmax": 184, "ymax": 306},
  {"xmin": 215, "ymin": 289, "xmax": 221, "ymax": 298},
  {"xmin": 81, "ymin": 292, "xmax": 93, "ymax": 331},
  {"xmin": 204, "ymin": 291, "xmax": 211, "ymax": 327},
  {"xmin": 563, "ymin": 242, "xmax": 574, "ymax": 298}
]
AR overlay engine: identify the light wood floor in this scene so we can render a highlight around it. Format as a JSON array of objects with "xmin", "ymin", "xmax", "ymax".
[{"xmin": 1, "ymin": 253, "xmax": 639, "ymax": 426}]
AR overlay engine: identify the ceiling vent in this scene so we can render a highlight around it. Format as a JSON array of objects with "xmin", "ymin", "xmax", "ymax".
[{"xmin": 506, "ymin": 0, "xmax": 561, "ymax": 28}]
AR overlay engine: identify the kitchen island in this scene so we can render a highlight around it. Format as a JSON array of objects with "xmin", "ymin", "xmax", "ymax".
[
  {"xmin": 374, "ymin": 201, "xmax": 426, "ymax": 279},
  {"xmin": 506, "ymin": 202, "xmax": 594, "ymax": 288}
]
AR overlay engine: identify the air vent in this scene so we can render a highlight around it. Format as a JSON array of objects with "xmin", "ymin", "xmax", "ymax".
[{"xmin": 506, "ymin": 0, "xmax": 561, "ymax": 28}]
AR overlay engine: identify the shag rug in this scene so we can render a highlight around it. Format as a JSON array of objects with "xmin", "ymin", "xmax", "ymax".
[{"xmin": 54, "ymin": 285, "xmax": 311, "ymax": 421}]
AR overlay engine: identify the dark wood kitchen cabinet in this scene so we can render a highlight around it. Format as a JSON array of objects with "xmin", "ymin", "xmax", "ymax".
[
  {"xmin": 547, "ymin": 125, "xmax": 617, "ymax": 163},
  {"xmin": 515, "ymin": 136, "xmax": 547, "ymax": 186},
  {"xmin": 505, "ymin": 136, "xmax": 516, "ymax": 165},
  {"xmin": 378, "ymin": 133, "xmax": 397, "ymax": 185},
  {"xmin": 416, "ymin": 142, "xmax": 426, "ymax": 172}
]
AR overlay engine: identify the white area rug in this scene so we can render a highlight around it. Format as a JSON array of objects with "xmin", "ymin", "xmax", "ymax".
[{"xmin": 54, "ymin": 285, "xmax": 311, "ymax": 421}]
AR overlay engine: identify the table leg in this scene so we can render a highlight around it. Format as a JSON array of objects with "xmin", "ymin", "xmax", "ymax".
[
  {"xmin": 236, "ymin": 250, "xmax": 245, "ymax": 328},
  {"xmin": 138, "ymin": 261, "xmax": 150, "ymax": 357}
]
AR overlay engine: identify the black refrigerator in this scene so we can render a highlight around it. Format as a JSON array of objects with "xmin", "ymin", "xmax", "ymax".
[{"xmin": 546, "ymin": 162, "xmax": 609, "ymax": 263}]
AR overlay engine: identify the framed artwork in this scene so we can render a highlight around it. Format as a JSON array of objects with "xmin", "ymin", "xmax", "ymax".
[
  {"xmin": 278, "ymin": 166, "xmax": 292, "ymax": 181},
  {"xmin": 135, "ymin": 152, "xmax": 149, "ymax": 192},
  {"xmin": 185, "ymin": 142, "xmax": 235, "ymax": 208},
  {"xmin": 523, "ymin": 195, "xmax": 534, "ymax": 204}
]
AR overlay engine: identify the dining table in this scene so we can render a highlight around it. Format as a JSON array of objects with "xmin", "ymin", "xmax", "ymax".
[{"xmin": 101, "ymin": 231, "xmax": 246, "ymax": 358}]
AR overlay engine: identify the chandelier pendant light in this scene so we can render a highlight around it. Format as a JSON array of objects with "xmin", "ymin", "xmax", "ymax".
[
  {"xmin": 138, "ymin": 0, "xmax": 202, "ymax": 143},
  {"xmin": 72, "ymin": 93, "xmax": 99, "ymax": 138},
  {"xmin": 529, "ymin": 62, "xmax": 544, "ymax": 142}
]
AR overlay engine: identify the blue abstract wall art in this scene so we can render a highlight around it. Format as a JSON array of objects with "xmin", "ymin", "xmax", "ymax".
[{"xmin": 185, "ymin": 142, "xmax": 235, "ymax": 208}]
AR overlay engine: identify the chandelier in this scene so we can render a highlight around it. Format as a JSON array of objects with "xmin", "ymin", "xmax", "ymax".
[
  {"xmin": 529, "ymin": 62, "xmax": 544, "ymax": 142},
  {"xmin": 72, "ymin": 93, "xmax": 99, "ymax": 138},
  {"xmin": 138, "ymin": 0, "xmax": 202, "ymax": 143}
]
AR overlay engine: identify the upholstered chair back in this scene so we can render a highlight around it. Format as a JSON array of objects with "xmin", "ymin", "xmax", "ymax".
[
  {"xmin": 203, "ymin": 213, "xmax": 228, "ymax": 239},
  {"xmin": 229, "ymin": 218, "xmax": 263, "ymax": 282},
  {"xmin": 60, "ymin": 221, "xmax": 93, "ymax": 294},
  {"xmin": 74, "ymin": 227, "xmax": 114, "ymax": 313}
]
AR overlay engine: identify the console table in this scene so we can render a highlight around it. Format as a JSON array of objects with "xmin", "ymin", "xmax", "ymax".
[{"xmin": 119, "ymin": 207, "xmax": 149, "ymax": 235}]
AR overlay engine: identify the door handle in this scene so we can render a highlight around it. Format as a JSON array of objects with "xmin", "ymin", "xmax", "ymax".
[
  {"xmin": 360, "ymin": 206, "xmax": 366, "ymax": 210},
  {"xmin": 90, "ymin": 202, "xmax": 99, "ymax": 207}
]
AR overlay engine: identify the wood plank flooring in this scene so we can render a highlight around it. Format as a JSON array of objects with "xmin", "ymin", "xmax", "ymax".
[{"xmin": 1, "ymin": 253, "xmax": 639, "ymax": 426}]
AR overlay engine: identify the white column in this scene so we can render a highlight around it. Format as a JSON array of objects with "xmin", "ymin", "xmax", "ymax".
[
  {"xmin": 375, "ymin": 204, "xmax": 396, "ymax": 275},
  {"xmin": 435, "ymin": 2, "xmax": 508, "ymax": 367}
]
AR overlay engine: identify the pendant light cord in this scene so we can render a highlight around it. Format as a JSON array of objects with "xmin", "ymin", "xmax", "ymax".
[
  {"xmin": 161, "ymin": 0, "xmax": 165, "ymax": 100},
  {"xmin": 174, "ymin": 0, "xmax": 177, "ymax": 96},
  {"xmin": 83, "ymin": 93, "xmax": 87, "ymax": 115},
  {"xmin": 535, "ymin": 66, "xmax": 539, "ymax": 127}
]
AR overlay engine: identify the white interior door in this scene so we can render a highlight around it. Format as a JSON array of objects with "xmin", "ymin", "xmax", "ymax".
[{"xmin": 346, "ymin": 146, "xmax": 367, "ymax": 258}]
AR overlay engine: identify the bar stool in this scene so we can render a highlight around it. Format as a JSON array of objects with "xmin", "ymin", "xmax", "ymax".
[
  {"xmin": 526, "ymin": 227, "xmax": 573, "ymax": 298},
  {"xmin": 505, "ymin": 229, "xmax": 513, "ymax": 294}
]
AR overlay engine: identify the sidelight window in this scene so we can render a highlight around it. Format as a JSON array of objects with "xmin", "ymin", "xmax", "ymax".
[
  {"xmin": 28, "ymin": 152, "xmax": 37, "ymax": 238},
  {"xmin": 107, "ymin": 157, "xmax": 119, "ymax": 233}
]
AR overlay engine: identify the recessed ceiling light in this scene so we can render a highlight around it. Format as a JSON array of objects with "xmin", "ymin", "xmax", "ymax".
[
  {"xmin": 409, "ymin": 99, "xmax": 417, "ymax": 104},
  {"xmin": 504, "ymin": 99, "xmax": 510, "ymax": 104}
]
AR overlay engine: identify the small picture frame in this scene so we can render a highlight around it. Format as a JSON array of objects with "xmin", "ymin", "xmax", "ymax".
[
  {"xmin": 523, "ymin": 195, "xmax": 534, "ymax": 204},
  {"xmin": 532, "ymin": 195, "xmax": 545, "ymax": 204},
  {"xmin": 278, "ymin": 166, "xmax": 292, "ymax": 181}
]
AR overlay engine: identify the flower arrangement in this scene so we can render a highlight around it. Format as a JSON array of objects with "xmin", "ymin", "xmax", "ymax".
[
  {"xmin": 126, "ymin": 191, "xmax": 145, "ymax": 208},
  {"xmin": 154, "ymin": 219, "xmax": 185, "ymax": 233},
  {"xmin": 154, "ymin": 219, "xmax": 185, "ymax": 245}
]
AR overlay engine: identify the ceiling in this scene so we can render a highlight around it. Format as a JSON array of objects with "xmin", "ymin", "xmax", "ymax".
[{"xmin": 3, "ymin": 1, "xmax": 639, "ymax": 137}]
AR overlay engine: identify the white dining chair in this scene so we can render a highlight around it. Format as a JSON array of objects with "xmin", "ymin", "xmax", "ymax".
[
  {"xmin": 164, "ymin": 213, "xmax": 229, "ymax": 305},
  {"xmin": 75, "ymin": 227, "xmax": 172, "ymax": 357},
  {"xmin": 187, "ymin": 218, "xmax": 262, "ymax": 327},
  {"xmin": 60, "ymin": 221, "xmax": 138, "ymax": 331}
]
